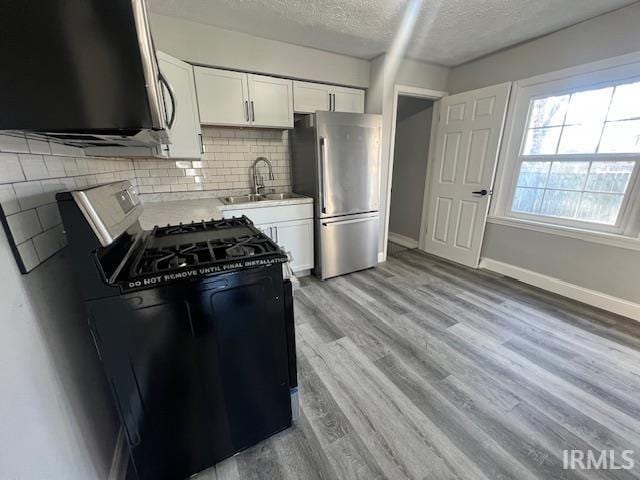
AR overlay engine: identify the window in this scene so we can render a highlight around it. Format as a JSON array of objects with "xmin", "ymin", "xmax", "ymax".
[{"xmin": 505, "ymin": 76, "xmax": 640, "ymax": 233}]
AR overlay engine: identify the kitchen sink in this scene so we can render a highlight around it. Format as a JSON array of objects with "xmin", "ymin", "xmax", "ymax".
[
  {"xmin": 220, "ymin": 192, "xmax": 302, "ymax": 205},
  {"xmin": 220, "ymin": 194, "xmax": 264, "ymax": 204},
  {"xmin": 261, "ymin": 192, "xmax": 301, "ymax": 201}
]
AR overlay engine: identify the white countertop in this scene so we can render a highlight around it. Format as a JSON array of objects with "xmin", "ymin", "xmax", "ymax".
[{"xmin": 139, "ymin": 195, "xmax": 313, "ymax": 229}]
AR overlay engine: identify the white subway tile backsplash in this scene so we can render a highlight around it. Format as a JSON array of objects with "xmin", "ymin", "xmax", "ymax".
[
  {"xmin": 36, "ymin": 203, "xmax": 62, "ymax": 231},
  {"xmin": 0, "ymin": 134, "xmax": 29, "ymax": 153},
  {"xmin": 27, "ymin": 139, "xmax": 52, "ymax": 155},
  {"xmin": 6, "ymin": 209, "xmax": 42, "ymax": 244},
  {"xmin": 43, "ymin": 155, "xmax": 66, "ymax": 177},
  {"xmin": 19, "ymin": 154, "xmax": 49, "ymax": 180},
  {"xmin": 133, "ymin": 127, "xmax": 291, "ymax": 202},
  {"xmin": 1, "ymin": 143, "xmax": 134, "ymax": 272},
  {"xmin": 32, "ymin": 225, "xmax": 66, "ymax": 261},
  {"xmin": 14, "ymin": 181, "xmax": 47, "ymax": 210},
  {"xmin": 0, "ymin": 152, "xmax": 26, "ymax": 183},
  {"xmin": 63, "ymin": 157, "xmax": 79, "ymax": 175},
  {"xmin": 49, "ymin": 142, "xmax": 84, "ymax": 157},
  {"xmin": 17, "ymin": 240, "xmax": 39, "ymax": 272},
  {"xmin": 0, "ymin": 184, "xmax": 20, "ymax": 215}
]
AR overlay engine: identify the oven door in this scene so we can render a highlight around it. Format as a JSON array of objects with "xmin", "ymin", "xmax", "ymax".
[{"xmin": 317, "ymin": 212, "xmax": 379, "ymax": 280}]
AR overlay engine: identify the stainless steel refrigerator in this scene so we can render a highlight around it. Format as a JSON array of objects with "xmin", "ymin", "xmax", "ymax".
[{"xmin": 290, "ymin": 111, "xmax": 382, "ymax": 280}]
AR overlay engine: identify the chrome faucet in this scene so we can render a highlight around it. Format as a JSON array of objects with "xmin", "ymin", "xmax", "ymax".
[{"xmin": 251, "ymin": 156, "xmax": 274, "ymax": 194}]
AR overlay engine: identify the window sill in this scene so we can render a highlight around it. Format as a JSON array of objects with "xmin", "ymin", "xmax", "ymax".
[{"xmin": 486, "ymin": 216, "xmax": 640, "ymax": 252}]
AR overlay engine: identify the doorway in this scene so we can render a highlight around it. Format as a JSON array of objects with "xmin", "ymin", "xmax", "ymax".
[{"xmin": 388, "ymin": 96, "xmax": 435, "ymax": 254}]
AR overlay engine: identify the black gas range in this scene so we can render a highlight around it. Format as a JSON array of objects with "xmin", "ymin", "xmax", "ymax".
[
  {"xmin": 57, "ymin": 181, "xmax": 297, "ymax": 480},
  {"xmin": 120, "ymin": 217, "xmax": 288, "ymax": 292}
]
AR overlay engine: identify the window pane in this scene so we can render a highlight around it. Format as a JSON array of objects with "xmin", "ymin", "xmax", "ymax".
[
  {"xmin": 523, "ymin": 127, "xmax": 561, "ymax": 155},
  {"xmin": 557, "ymin": 123, "xmax": 603, "ymax": 154},
  {"xmin": 512, "ymin": 187, "xmax": 544, "ymax": 213},
  {"xmin": 529, "ymin": 95, "xmax": 569, "ymax": 127},
  {"xmin": 564, "ymin": 87, "xmax": 613, "ymax": 125},
  {"xmin": 586, "ymin": 161, "xmax": 635, "ymax": 193},
  {"xmin": 607, "ymin": 81, "xmax": 640, "ymax": 121},
  {"xmin": 577, "ymin": 193, "xmax": 624, "ymax": 224},
  {"xmin": 598, "ymin": 119, "xmax": 640, "ymax": 153},
  {"xmin": 546, "ymin": 161, "xmax": 589, "ymax": 190},
  {"xmin": 540, "ymin": 190, "xmax": 581, "ymax": 218},
  {"xmin": 517, "ymin": 161, "xmax": 551, "ymax": 187}
]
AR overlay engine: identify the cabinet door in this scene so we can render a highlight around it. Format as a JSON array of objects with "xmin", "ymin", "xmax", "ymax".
[
  {"xmin": 273, "ymin": 219, "xmax": 314, "ymax": 272},
  {"xmin": 247, "ymin": 74, "xmax": 294, "ymax": 128},
  {"xmin": 293, "ymin": 81, "xmax": 330, "ymax": 113},
  {"xmin": 157, "ymin": 52, "xmax": 203, "ymax": 159},
  {"xmin": 194, "ymin": 67, "xmax": 249, "ymax": 126},
  {"xmin": 331, "ymin": 87, "xmax": 365, "ymax": 113}
]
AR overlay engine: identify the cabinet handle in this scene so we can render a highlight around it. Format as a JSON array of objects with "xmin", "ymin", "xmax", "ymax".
[
  {"xmin": 244, "ymin": 101, "xmax": 249, "ymax": 122},
  {"xmin": 329, "ymin": 93, "xmax": 332, "ymax": 111},
  {"xmin": 331, "ymin": 93, "xmax": 335, "ymax": 111},
  {"xmin": 199, "ymin": 133, "xmax": 204, "ymax": 154},
  {"xmin": 250, "ymin": 101, "xmax": 255, "ymax": 122},
  {"xmin": 274, "ymin": 225, "xmax": 278, "ymax": 243}
]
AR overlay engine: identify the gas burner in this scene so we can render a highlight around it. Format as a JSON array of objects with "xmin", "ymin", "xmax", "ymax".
[
  {"xmin": 161, "ymin": 224, "xmax": 199, "ymax": 235},
  {"xmin": 126, "ymin": 216, "xmax": 287, "ymax": 281},
  {"xmin": 153, "ymin": 217, "xmax": 255, "ymax": 238},
  {"xmin": 226, "ymin": 244, "xmax": 256, "ymax": 258}
]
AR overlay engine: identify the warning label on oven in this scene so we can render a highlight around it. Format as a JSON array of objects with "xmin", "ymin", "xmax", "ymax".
[{"xmin": 121, "ymin": 256, "xmax": 287, "ymax": 291}]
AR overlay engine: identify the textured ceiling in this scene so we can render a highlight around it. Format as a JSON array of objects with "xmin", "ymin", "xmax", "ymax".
[{"xmin": 148, "ymin": 0, "xmax": 637, "ymax": 66}]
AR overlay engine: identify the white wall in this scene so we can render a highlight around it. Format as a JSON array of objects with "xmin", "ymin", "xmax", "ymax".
[
  {"xmin": 366, "ymin": 54, "xmax": 449, "ymax": 255},
  {"xmin": 150, "ymin": 14, "xmax": 370, "ymax": 88},
  {"xmin": 389, "ymin": 98, "xmax": 433, "ymax": 241},
  {"xmin": 0, "ymin": 234, "xmax": 119, "ymax": 479},
  {"xmin": 446, "ymin": 3, "xmax": 640, "ymax": 306}
]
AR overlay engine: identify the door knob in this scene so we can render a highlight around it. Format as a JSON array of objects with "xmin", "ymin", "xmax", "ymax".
[{"xmin": 472, "ymin": 189, "xmax": 489, "ymax": 196}]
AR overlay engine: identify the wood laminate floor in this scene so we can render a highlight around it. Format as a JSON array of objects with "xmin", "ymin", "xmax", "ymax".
[{"xmin": 196, "ymin": 248, "xmax": 640, "ymax": 479}]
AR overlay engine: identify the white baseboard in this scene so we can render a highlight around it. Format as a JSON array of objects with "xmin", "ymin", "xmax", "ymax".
[
  {"xmin": 108, "ymin": 428, "xmax": 129, "ymax": 480},
  {"xmin": 388, "ymin": 232, "xmax": 419, "ymax": 249},
  {"xmin": 480, "ymin": 258, "xmax": 640, "ymax": 322}
]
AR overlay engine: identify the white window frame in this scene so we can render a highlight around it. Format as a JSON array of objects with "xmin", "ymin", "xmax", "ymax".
[{"xmin": 491, "ymin": 52, "xmax": 640, "ymax": 246}]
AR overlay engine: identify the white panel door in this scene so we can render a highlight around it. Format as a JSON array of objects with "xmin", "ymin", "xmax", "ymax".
[
  {"xmin": 422, "ymin": 82, "xmax": 511, "ymax": 267},
  {"xmin": 273, "ymin": 219, "xmax": 314, "ymax": 272},
  {"xmin": 194, "ymin": 67, "xmax": 250, "ymax": 126},
  {"xmin": 157, "ymin": 52, "xmax": 202, "ymax": 159},
  {"xmin": 247, "ymin": 74, "xmax": 294, "ymax": 128},
  {"xmin": 332, "ymin": 87, "xmax": 365, "ymax": 113},
  {"xmin": 293, "ymin": 81, "xmax": 330, "ymax": 113}
]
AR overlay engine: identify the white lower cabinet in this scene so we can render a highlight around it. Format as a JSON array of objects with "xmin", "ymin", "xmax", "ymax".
[
  {"xmin": 221, "ymin": 202, "xmax": 314, "ymax": 273},
  {"xmin": 257, "ymin": 219, "xmax": 314, "ymax": 272}
]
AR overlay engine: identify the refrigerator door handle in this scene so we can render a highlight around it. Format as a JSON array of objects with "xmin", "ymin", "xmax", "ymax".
[
  {"xmin": 322, "ymin": 215, "xmax": 377, "ymax": 227},
  {"xmin": 319, "ymin": 137, "xmax": 327, "ymax": 214}
]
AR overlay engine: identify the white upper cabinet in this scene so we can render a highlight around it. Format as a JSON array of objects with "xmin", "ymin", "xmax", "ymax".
[
  {"xmin": 157, "ymin": 52, "xmax": 203, "ymax": 159},
  {"xmin": 293, "ymin": 81, "xmax": 365, "ymax": 114},
  {"xmin": 194, "ymin": 67, "xmax": 250, "ymax": 126},
  {"xmin": 194, "ymin": 67, "xmax": 293, "ymax": 128},
  {"xmin": 293, "ymin": 81, "xmax": 331, "ymax": 113},
  {"xmin": 247, "ymin": 74, "xmax": 294, "ymax": 128},
  {"xmin": 332, "ymin": 86, "xmax": 365, "ymax": 114}
]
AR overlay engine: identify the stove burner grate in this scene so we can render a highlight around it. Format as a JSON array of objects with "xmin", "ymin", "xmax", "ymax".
[{"xmin": 129, "ymin": 234, "xmax": 279, "ymax": 277}]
